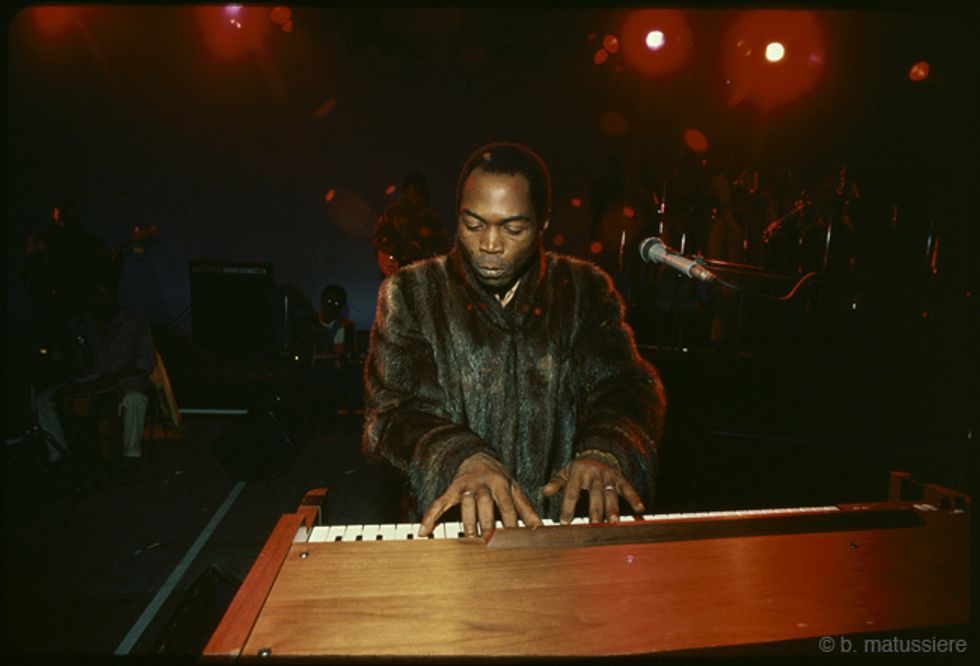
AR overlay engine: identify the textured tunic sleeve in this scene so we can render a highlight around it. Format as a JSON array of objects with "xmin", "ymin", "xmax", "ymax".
[
  {"xmin": 362, "ymin": 274, "xmax": 497, "ymax": 513},
  {"xmin": 570, "ymin": 267, "xmax": 666, "ymax": 506}
]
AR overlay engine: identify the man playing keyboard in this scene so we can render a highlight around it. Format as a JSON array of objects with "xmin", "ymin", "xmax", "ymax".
[{"xmin": 362, "ymin": 142, "xmax": 666, "ymax": 538}]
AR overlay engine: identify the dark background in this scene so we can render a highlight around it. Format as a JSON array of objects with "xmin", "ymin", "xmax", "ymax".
[{"xmin": 5, "ymin": 4, "xmax": 976, "ymax": 485}]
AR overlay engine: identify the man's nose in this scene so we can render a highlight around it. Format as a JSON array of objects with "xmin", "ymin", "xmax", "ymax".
[{"xmin": 479, "ymin": 227, "xmax": 503, "ymax": 254}]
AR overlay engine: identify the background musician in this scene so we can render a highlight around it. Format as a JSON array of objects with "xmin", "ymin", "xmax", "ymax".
[
  {"xmin": 35, "ymin": 276, "xmax": 157, "ymax": 472},
  {"xmin": 291, "ymin": 284, "xmax": 358, "ymax": 426},
  {"xmin": 372, "ymin": 173, "xmax": 449, "ymax": 277},
  {"xmin": 362, "ymin": 142, "xmax": 666, "ymax": 538}
]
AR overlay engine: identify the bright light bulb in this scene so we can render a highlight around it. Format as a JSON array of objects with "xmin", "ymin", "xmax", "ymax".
[
  {"xmin": 645, "ymin": 30, "xmax": 665, "ymax": 51},
  {"xmin": 765, "ymin": 41, "xmax": 785, "ymax": 62}
]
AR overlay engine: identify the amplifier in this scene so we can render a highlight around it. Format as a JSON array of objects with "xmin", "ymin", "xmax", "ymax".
[{"xmin": 189, "ymin": 261, "xmax": 277, "ymax": 361}]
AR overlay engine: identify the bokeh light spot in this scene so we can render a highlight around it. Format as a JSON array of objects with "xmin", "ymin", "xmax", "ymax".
[
  {"xmin": 571, "ymin": 198, "xmax": 582, "ymax": 208},
  {"xmin": 683, "ymin": 128, "xmax": 709, "ymax": 153},
  {"xmin": 765, "ymin": 41, "xmax": 785, "ymax": 62},
  {"xmin": 552, "ymin": 233, "xmax": 566, "ymax": 247},
  {"xmin": 589, "ymin": 241, "xmax": 603, "ymax": 255},
  {"xmin": 325, "ymin": 189, "xmax": 336, "ymax": 202},
  {"xmin": 645, "ymin": 30, "xmax": 665, "ymax": 51},
  {"xmin": 385, "ymin": 184, "xmax": 397, "ymax": 195},
  {"xmin": 621, "ymin": 10, "xmax": 690, "ymax": 77},
  {"xmin": 622, "ymin": 206, "xmax": 635, "ymax": 218},
  {"xmin": 594, "ymin": 48, "xmax": 609, "ymax": 65},
  {"xmin": 270, "ymin": 6, "xmax": 291, "ymax": 25},
  {"xmin": 603, "ymin": 34, "xmax": 620, "ymax": 53},
  {"xmin": 909, "ymin": 61, "xmax": 930, "ymax": 81}
]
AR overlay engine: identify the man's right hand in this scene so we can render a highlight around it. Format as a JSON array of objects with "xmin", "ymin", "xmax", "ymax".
[{"xmin": 418, "ymin": 452, "xmax": 543, "ymax": 538}]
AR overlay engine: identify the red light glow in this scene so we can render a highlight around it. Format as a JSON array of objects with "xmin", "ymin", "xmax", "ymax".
[
  {"xmin": 196, "ymin": 6, "xmax": 269, "ymax": 59},
  {"xmin": 385, "ymin": 184, "xmax": 397, "ymax": 195},
  {"xmin": 270, "ymin": 6, "xmax": 291, "ymax": 25},
  {"xmin": 603, "ymin": 34, "xmax": 620, "ymax": 53},
  {"xmin": 32, "ymin": 7, "xmax": 81, "ymax": 36},
  {"xmin": 621, "ymin": 10, "xmax": 690, "ymax": 76},
  {"xmin": 589, "ymin": 241, "xmax": 603, "ymax": 255},
  {"xmin": 683, "ymin": 128, "xmax": 710, "ymax": 153},
  {"xmin": 325, "ymin": 189, "xmax": 336, "ymax": 202},
  {"xmin": 723, "ymin": 11, "xmax": 824, "ymax": 109},
  {"xmin": 622, "ymin": 206, "xmax": 635, "ymax": 218},
  {"xmin": 594, "ymin": 48, "xmax": 609, "ymax": 65},
  {"xmin": 552, "ymin": 233, "xmax": 567, "ymax": 247},
  {"xmin": 909, "ymin": 61, "xmax": 930, "ymax": 81},
  {"xmin": 571, "ymin": 198, "xmax": 582, "ymax": 207}
]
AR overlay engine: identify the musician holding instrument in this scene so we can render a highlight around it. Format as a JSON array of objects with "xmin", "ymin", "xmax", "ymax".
[
  {"xmin": 363, "ymin": 143, "xmax": 666, "ymax": 538},
  {"xmin": 372, "ymin": 173, "xmax": 449, "ymax": 278},
  {"xmin": 35, "ymin": 277, "xmax": 157, "ymax": 472}
]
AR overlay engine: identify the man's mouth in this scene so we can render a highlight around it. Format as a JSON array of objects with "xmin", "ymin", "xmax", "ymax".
[{"xmin": 477, "ymin": 265, "xmax": 505, "ymax": 277}]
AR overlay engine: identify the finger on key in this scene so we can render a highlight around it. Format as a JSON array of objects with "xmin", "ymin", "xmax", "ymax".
[
  {"xmin": 460, "ymin": 490, "xmax": 478, "ymax": 537},
  {"xmin": 476, "ymin": 487, "xmax": 496, "ymax": 536}
]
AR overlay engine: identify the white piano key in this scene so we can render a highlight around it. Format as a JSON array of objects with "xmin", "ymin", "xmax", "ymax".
[
  {"xmin": 430, "ymin": 523, "xmax": 448, "ymax": 539},
  {"xmin": 444, "ymin": 521, "xmax": 464, "ymax": 538},
  {"xmin": 360, "ymin": 524, "xmax": 381, "ymax": 541},
  {"xmin": 570, "ymin": 517, "xmax": 588, "ymax": 525},
  {"xmin": 618, "ymin": 515, "xmax": 635, "ymax": 522},
  {"xmin": 542, "ymin": 518, "xmax": 557, "ymax": 526},
  {"xmin": 377, "ymin": 524, "xmax": 398, "ymax": 541},
  {"xmin": 393, "ymin": 523, "xmax": 415, "ymax": 540},
  {"xmin": 494, "ymin": 520, "xmax": 504, "ymax": 529},
  {"xmin": 341, "ymin": 524, "xmax": 363, "ymax": 541},
  {"xmin": 325, "ymin": 524, "xmax": 347, "ymax": 542},
  {"xmin": 308, "ymin": 526, "xmax": 331, "ymax": 542}
]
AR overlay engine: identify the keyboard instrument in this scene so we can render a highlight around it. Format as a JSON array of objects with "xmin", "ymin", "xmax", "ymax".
[{"xmin": 204, "ymin": 472, "xmax": 969, "ymax": 659}]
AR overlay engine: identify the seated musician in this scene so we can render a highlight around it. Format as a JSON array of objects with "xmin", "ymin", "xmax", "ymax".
[
  {"xmin": 35, "ymin": 276, "xmax": 157, "ymax": 471},
  {"xmin": 292, "ymin": 285, "xmax": 357, "ymax": 423},
  {"xmin": 363, "ymin": 143, "xmax": 666, "ymax": 538}
]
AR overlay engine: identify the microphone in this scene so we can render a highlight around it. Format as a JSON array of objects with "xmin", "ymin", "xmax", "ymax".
[{"xmin": 638, "ymin": 237, "xmax": 718, "ymax": 283}]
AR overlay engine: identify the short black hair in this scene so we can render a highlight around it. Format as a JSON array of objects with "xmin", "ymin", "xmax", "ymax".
[
  {"xmin": 455, "ymin": 142, "xmax": 551, "ymax": 225},
  {"xmin": 320, "ymin": 284, "xmax": 347, "ymax": 307}
]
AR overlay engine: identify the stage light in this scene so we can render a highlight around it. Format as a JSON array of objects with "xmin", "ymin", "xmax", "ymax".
[
  {"xmin": 226, "ymin": 5, "xmax": 242, "ymax": 15},
  {"xmin": 621, "ymin": 10, "xmax": 691, "ymax": 77},
  {"xmin": 603, "ymin": 34, "xmax": 620, "ymax": 53},
  {"xmin": 723, "ymin": 10, "xmax": 824, "ymax": 109},
  {"xmin": 645, "ymin": 30, "xmax": 665, "ymax": 51},
  {"xmin": 622, "ymin": 206, "xmax": 635, "ymax": 218},
  {"xmin": 594, "ymin": 48, "xmax": 609, "ymax": 65},
  {"xmin": 909, "ymin": 61, "xmax": 930, "ymax": 81},
  {"xmin": 765, "ymin": 41, "xmax": 785, "ymax": 62},
  {"xmin": 590, "ymin": 241, "xmax": 603, "ymax": 255}
]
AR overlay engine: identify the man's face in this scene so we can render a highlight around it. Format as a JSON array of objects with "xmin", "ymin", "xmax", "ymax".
[
  {"xmin": 321, "ymin": 296, "xmax": 342, "ymax": 321},
  {"xmin": 457, "ymin": 169, "xmax": 548, "ymax": 289}
]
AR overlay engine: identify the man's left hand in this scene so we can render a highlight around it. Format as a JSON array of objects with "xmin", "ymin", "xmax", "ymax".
[{"xmin": 541, "ymin": 458, "xmax": 645, "ymax": 525}]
